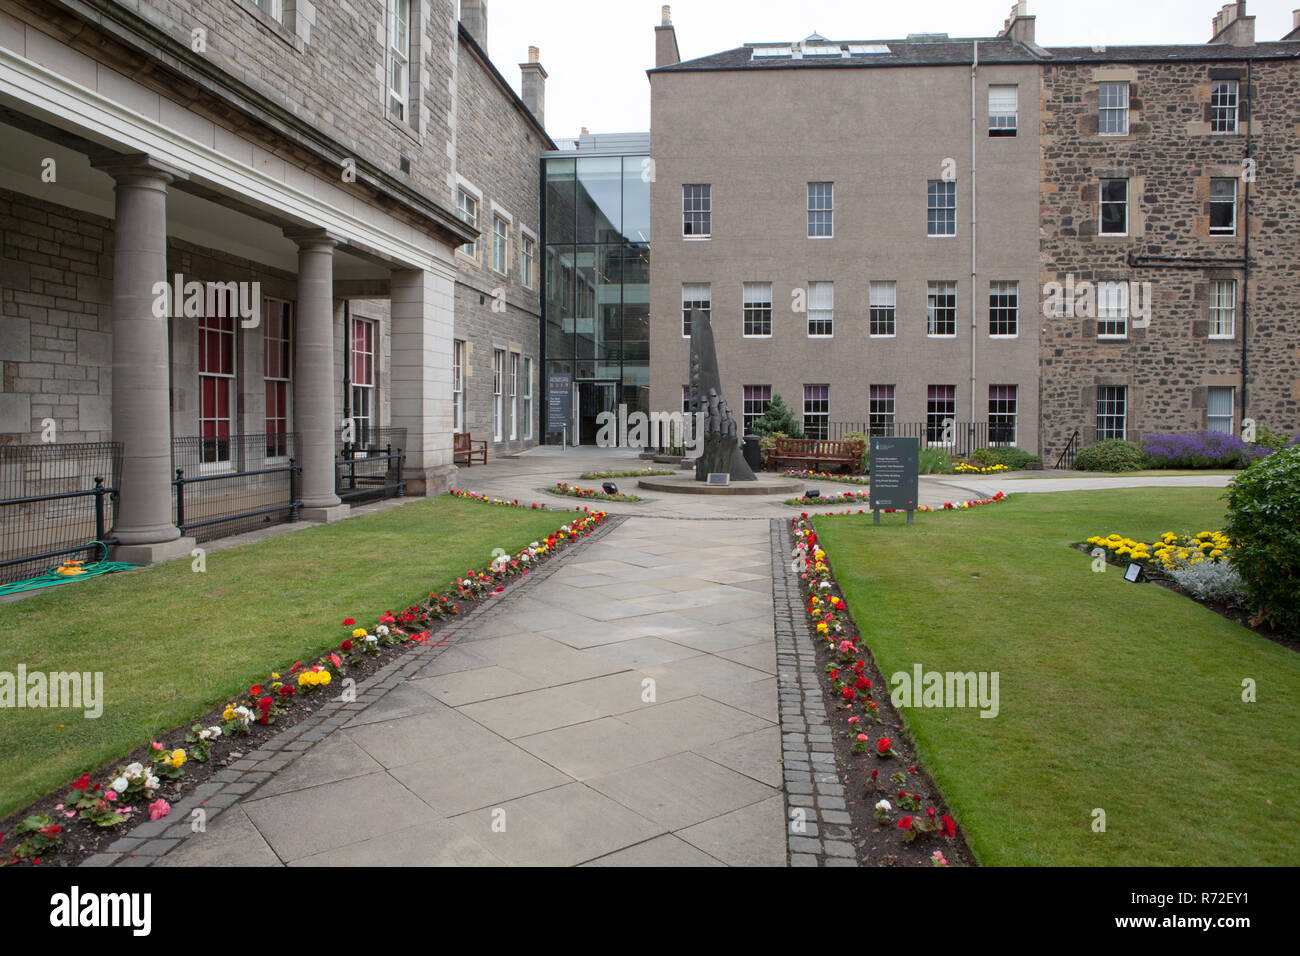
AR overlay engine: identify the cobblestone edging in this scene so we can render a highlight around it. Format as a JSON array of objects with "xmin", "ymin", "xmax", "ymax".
[
  {"xmin": 80, "ymin": 513, "xmax": 629, "ymax": 868},
  {"xmin": 770, "ymin": 518, "xmax": 861, "ymax": 867}
]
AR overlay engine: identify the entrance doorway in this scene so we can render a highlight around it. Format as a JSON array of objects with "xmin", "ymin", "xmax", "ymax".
[{"xmin": 577, "ymin": 380, "xmax": 618, "ymax": 445}]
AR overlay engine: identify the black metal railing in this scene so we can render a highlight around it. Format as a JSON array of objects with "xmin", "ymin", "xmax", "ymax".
[
  {"xmin": 0, "ymin": 442, "xmax": 122, "ymax": 584},
  {"xmin": 335, "ymin": 426, "xmax": 406, "ymax": 503},
  {"xmin": 172, "ymin": 433, "xmax": 302, "ymax": 543},
  {"xmin": 827, "ymin": 422, "xmax": 1012, "ymax": 458},
  {"xmin": 1055, "ymin": 429, "xmax": 1081, "ymax": 470}
]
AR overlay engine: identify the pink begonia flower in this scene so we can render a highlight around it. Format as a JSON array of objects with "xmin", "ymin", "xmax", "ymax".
[
  {"xmin": 104, "ymin": 790, "xmax": 117, "ymax": 802},
  {"xmin": 148, "ymin": 798, "xmax": 170, "ymax": 821},
  {"xmin": 65, "ymin": 811, "xmax": 77, "ymax": 818},
  {"xmin": 151, "ymin": 742, "xmax": 163, "ymax": 751}
]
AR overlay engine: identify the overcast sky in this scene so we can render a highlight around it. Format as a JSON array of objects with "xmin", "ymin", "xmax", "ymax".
[{"xmin": 482, "ymin": 0, "xmax": 1299, "ymax": 139}]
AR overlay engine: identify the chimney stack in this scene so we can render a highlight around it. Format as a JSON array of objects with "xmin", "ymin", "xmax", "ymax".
[
  {"xmin": 656, "ymin": 5, "xmax": 681, "ymax": 67},
  {"xmin": 519, "ymin": 46, "xmax": 547, "ymax": 128},
  {"xmin": 1284, "ymin": 9, "xmax": 1300, "ymax": 40},
  {"xmin": 1000, "ymin": 1, "xmax": 1035, "ymax": 45},
  {"xmin": 461, "ymin": 0, "xmax": 487, "ymax": 50},
  {"xmin": 1210, "ymin": 1, "xmax": 1255, "ymax": 44}
]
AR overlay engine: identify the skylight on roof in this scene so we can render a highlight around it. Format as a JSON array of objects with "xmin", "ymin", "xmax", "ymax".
[
  {"xmin": 804, "ymin": 43, "xmax": 842, "ymax": 57},
  {"xmin": 751, "ymin": 46, "xmax": 792, "ymax": 59},
  {"xmin": 846, "ymin": 43, "xmax": 890, "ymax": 54}
]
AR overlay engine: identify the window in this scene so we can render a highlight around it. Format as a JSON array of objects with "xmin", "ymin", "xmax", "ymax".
[
  {"xmin": 1099, "ymin": 179, "xmax": 1128, "ymax": 235},
  {"xmin": 521, "ymin": 235, "xmax": 536, "ymax": 289},
  {"xmin": 1211, "ymin": 79, "xmax": 1239, "ymax": 134},
  {"xmin": 350, "ymin": 318, "xmax": 376, "ymax": 446},
  {"xmin": 452, "ymin": 339, "xmax": 466, "ymax": 433},
  {"xmin": 988, "ymin": 85, "xmax": 1018, "ymax": 136},
  {"xmin": 927, "ymin": 385, "xmax": 956, "ymax": 444},
  {"xmin": 522, "ymin": 357, "xmax": 533, "ymax": 439},
  {"xmin": 683, "ymin": 184, "xmax": 711, "ymax": 237},
  {"xmin": 743, "ymin": 282, "xmax": 772, "ymax": 337},
  {"xmin": 869, "ymin": 385, "xmax": 895, "ymax": 436},
  {"xmin": 493, "ymin": 215, "xmax": 510, "ymax": 274},
  {"xmin": 808, "ymin": 182, "xmax": 833, "ymax": 237},
  {"xmin": 199, "ymin": 312, "xmax": 235, "ymax": 465},
  {"xmin": 803, "ymin": 385, "xmax": 829, "ymax": 440},
  {"xmin": 264, "ymin": 299, "xmax": 292, "ymax": 459},
  {"xmin": 1096, "ymin": 386, "xmax": 1127, "ymax": 440},
  {"xmin": 989, "ymin": 281, "xmax": 1019, "ymax": 337},
  {"xmin": 252, "ymin": 0, "xmax": 284, "ymax": 21},
  {"xmin": 743, "ymin": 386, "xmax": 772, "ymax": 434},
  {"xmin": 682, "ymin": 385, "xmax": 691, "ymax": 415},
  {"xmin": 807, "ymin": 281, "xmax": 833, "ymax": 337},
  {"xmin": 682, "ymin": 283, "xmax": 710, "ymax": 337},
  {"xmin": 1097, "ymin": 282, "xmax": 1129, "ymax": 338},
  {"xmin": 457, "ymin": 188, "xmax": 479, "ymax": 259},
  {"xmin": 927, "ymin": 281, "xmax": 957, "ymax": 337},
  {"xmin": 869, "ymin": 281, "xmax": 896, "ymax": 337},
  {"xmin": 989, "ymin": 385, "xmax": 1018, "ymax": 445},
  {"xmin": 1210, "ymin": 179, "xmax": 1237, "ymax": 235},
  {"xmin": 927, "ymin": 180, "xmax": 956, "ymax": 237},
  {"xmin": 1099, "ymin": 82, "xmax": 1130, "ymax": 135},
  {"xmin": 387, "ymin": 0, "xmax": 411, "ymax": 122},
  {"xmin": 509, "ymin": 352, "xmax": 519, "ymax": 440},
  {"xmin": 492, "ymin": 349, "xmax": 504, "ymax": 442},
  {"xmin": 1210, "ymin": 280, "xmax": 1236, "ymax": 338},
  {"xmin": 1208, "ymin": 386, "xmax": 1235, "ymax": 435}
]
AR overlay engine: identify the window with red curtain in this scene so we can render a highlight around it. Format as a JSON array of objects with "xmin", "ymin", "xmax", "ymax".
[
  {"xmin": 350, "ymin": 318, "xmax": 376, "ymax": 445},
  {"xmin": 264, "ymin": 300, "xmax": 292, "ymax": 458},
  {"xmin": 199, "ymin": 312, "xmax": 236, "ymax": 464}
]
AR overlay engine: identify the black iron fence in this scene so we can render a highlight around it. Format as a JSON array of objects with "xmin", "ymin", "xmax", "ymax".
[
  {"xmin": 172, "ymin": 433, "xmax": 302, "ymax": 543},
  {"xmin": 827, "ymin": 421, "xmax": 1012, "ymax": 458},
  {"xmin": 0, "ymin": 442, "xmax": 122, "ymax": 584},
  {"xmin": 335, "ymin": 426, "xmax": 406, "ymax": 503}
]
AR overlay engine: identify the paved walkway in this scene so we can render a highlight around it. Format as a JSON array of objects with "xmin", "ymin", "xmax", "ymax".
[{"xmin": 155, "ymin": 516, "xmax": 785, "ymax": 867}]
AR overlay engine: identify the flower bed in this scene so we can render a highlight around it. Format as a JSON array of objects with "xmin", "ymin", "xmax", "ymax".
[
  {"xmin": 550, "ymin": 481, "xmax": 643, "ymax": 503},
  {"xmin": 0, "ymin": 508, "xmax": 608, "ymax": 866},
  {"xmin": 790, "ymin": 514, "xmax": 972, "ymax": 866},
  {"xmin": 785, "ymin": 492, "xmax": 1008, "ymax": 512},
  {"xmin": 954, "ymin": 462, "xmax": 1008, "ymax": 474},
  {"xmin": 1086, "ymin": 529, "xmax": 1233, "ymax": 573},
  {"xmin": 449, "ymin": 489, "xmax": 557, "ymax": 510},
  {"xmin": 786, "ymin": 490, "xmax": 871, "ymax": 506},
  {"xmin": 579, "ymin": 468, "xmax": 675, "ymax": 479},
  {"xmin": 782, "ymin": 469, "xmax": 870, "ymax": 486}
]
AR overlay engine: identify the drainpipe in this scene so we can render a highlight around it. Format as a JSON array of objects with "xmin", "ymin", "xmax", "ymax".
[
  {"xmin": 1241, "ymin": 57, "xmax": 1252, "ymax": 424},
  {"xmin": 970, "ymin": 40, "xmax": 979, "ymax": 437}
]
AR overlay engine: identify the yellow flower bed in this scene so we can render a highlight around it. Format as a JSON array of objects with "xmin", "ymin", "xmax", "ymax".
[
  {"xmin": 1086, "ymin": 530, "xmax": 1233, "ymax": 571},
  {"xmin": 955, "ymin": 462, "xmax": 1009, "ymax": 474}
]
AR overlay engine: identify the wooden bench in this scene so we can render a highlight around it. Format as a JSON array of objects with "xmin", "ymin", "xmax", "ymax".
[
  {"xmin": 771, "ymin": 437, "xmax": 865, "ymax": 474},
  {"xmin": 453, "ymin": 432, "xmax": 487, "ymax": 466}
]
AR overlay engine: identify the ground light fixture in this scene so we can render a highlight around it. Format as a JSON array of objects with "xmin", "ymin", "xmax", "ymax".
[
  {"xmin": 806, "ymin": 489, "xmax": 821, "ymax": 498},
  {"xmin": 1124, "ymin": 562, "xmax": 1145, "ymax": 583},
  {"xmin": 602, "ymin": 481, "xmax": 618, "ymax": 495}
]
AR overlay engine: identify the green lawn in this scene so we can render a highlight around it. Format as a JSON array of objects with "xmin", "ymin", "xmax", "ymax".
[
  {"xmin": 814, "ymin": 488, "xmax": 1300, "ymax": 866},
  {"xmin": 0, "ymin": 497, "xmax": 572, "ymax": 819}
]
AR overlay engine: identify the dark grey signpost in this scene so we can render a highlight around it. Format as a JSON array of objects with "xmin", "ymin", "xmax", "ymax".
[{"xmin": 869, "ymin": 436, "xmax": 920, "ymax": 524}]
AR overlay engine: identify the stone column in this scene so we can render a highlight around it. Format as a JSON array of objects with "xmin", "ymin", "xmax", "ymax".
[
  {"xmin": 288, "ymin": 231, "xmax": 348, "ymax": 522},
  {"xmin": 92, "ymin": 154, "xmax": 195, "ymax": 565},
  {"xmin": 390, "ymin": 265, "xmax": 458, "ymax": 495}
]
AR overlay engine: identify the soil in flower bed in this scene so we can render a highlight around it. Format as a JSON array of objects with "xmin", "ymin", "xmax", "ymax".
[
  {"xmin": 1075, "ymin": 544, "xmax": 1298, "ymax": 653},
  {"xmin": 0, "ymin": 637, "xmax": 422, "ymax": 868},
  {"xmin": 805, "ymin": 624, "xmax": 978, "ymax": 868}
]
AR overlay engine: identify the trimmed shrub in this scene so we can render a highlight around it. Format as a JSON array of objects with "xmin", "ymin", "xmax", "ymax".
[
  {"xmin": 843, "ymin": 430, "xmax": 870, "ymax": 472},
  {"xmin": 1142, "ymin": 431, "xmax": 1261, "ymax": 469},
  {"xmin": 1074, "ymin": 439, "xmax": 1147, "ymax": 472},
  {"xmin": 974, "ymin": 446, "xmax": 1042, "ymax": 471},
  {"xmin": 1254, "ymin": 424, "xmax": 1292, "ymax": 452},
  {"xmin": 1224, "ymin": 445, "xmax": 1300, "ymax": 634}
]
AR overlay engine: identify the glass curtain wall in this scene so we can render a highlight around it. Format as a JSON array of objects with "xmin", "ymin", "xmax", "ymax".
[{"xmin": 543, "ymin": 153, "xmax": 650, "ymax": 444}]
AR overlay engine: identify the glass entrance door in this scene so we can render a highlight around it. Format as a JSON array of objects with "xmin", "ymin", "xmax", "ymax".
[{"xmin": 578, "ymin": 380, "xmax": 618, "ymax": 445}]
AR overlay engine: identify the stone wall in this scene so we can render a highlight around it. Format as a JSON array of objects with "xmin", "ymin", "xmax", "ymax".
[{"xmin": 1038, "ymin": 58, "xmax": 1300, "ymax": 456}]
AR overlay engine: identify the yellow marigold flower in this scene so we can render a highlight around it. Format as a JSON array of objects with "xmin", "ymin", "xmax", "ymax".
[
  {"xmin": 319, "ymin": 671, "xmax": 332, "ymax": 686},
  {"xmin": 352, "ymin": 628, "xmax": 367, "ymax": 639}
]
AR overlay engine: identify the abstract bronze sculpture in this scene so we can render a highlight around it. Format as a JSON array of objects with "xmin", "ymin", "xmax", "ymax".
[{"xmin": 688, "ymin": 308, "xmax": 757, "ymax": 481}]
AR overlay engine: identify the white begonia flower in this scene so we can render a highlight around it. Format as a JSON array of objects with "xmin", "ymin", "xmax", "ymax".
[
  {"xmin": 111, "ymin": 776, "xmax": 129, "ymax": 793},
  {"xmin": 144, "ymin": 774, "xmax": 159, "ymax": 791},
  {"xmin": 875, "ymin": 800, "xmax": 891, "ymax": 812},
  {"xmin": 365, "ymin": 634, "xmax": 378, "ymax": 645},
  {"xmin": 530, "ymin": 542, "xmax": 539, "ymax": 549},
  {"xmin": 376, "ymin": 625, "xmax": 389, "ymax": 636},
  {"xmin": 125, "ymin": 762, "xmax": 144, "ymax": 778},
  {"xmin": 209, "ymin": 726, "xmax": 222, "ymax": 737}
]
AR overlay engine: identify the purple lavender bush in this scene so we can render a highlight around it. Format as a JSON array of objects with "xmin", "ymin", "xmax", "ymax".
[{"xmin": 1141, "ymin": 431, "xmax": 1264, "ymax": 469}]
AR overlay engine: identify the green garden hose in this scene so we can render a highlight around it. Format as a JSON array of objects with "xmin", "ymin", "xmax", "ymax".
[{"xmin": 0, "ymin": 549, "xmax": 141, "ymax": 596}]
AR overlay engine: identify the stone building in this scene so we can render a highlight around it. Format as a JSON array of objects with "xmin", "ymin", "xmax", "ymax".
[
  {"xmin": 0, "ymin": 0, "xmax": 548, "ymax": 569},
  {"xmin": 646, "ymin": 2, "xmax": 1300, "ymax": 462}
]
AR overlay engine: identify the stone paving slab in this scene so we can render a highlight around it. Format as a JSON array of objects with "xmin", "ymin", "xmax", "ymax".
[{"xmin": 114, "ymin": 513, "xmax": 788, "ymax": 868}]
